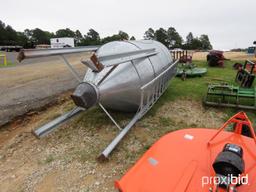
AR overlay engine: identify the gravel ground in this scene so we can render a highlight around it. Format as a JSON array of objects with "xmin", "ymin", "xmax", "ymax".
[
  {"xmin": 0, "ymin": 98, "xmax": 226, "ymax": 192},
  {"xmin": 0, "ymin": 52, "xmax": 90, "ymax": 126}
]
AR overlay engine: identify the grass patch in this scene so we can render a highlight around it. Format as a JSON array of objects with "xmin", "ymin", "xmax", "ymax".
[
  {"xmin": 75, "ymin": 106, "xmax": 134, "ymax": 129},
  {"xmin": 0, "ymin": 51, "xmax": 15, "ymax": 67},
  {"xmin": 167, "ymin": 60, "xmax": 241, "ymax": 101},
  {"xmin": 0, "ymin": 62, "xmax": 15, "ymax": 68},
  {"xmin": 159, "ymin": 116, "xmax": 174, "ymax": 127},
  {"xmin": 70, "ymin": 148, "xmax": 98, "ymax": 163},
  {"xmin": 44, "ymin": 155, "xmax": 54, "ymax": 163},
  {"xmin": 148, "ymin": 60, "xmax": 256, "ymax": 124}
]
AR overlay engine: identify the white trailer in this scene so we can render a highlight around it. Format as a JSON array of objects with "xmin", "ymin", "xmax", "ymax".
[{"xmin": 50, "ymin": 37, "xmax": 74, "ymax": 48}]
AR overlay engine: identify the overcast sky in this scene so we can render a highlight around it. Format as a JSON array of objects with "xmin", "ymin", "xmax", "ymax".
[{"xmin": 1, "ymin": 0, "xmax": 255, "ymax": 50}]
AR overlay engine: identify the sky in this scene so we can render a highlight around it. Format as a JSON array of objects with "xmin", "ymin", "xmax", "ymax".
[{"xmin": 0, "ymin": 0, "xmax": 255, "ymax": 50}]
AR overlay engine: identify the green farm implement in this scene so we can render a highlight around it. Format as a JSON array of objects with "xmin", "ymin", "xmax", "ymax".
[
  {"xmin": 177, "ymin": 64, "xmax": 207, "ymax": 77},
  {"xmin": 176, "ymin": 63, "xmax": 207, "ymax": 79},
  {"xmin": 235, "ymin": 60, "xmax": 255, "ymax": 88},
  {"xmin": 204, "ymin": 84, "xmax": 256, "ymax": 110},
  {"xmin": 204, "ymin": 60, "xmax": 256, "ymax": 110}
]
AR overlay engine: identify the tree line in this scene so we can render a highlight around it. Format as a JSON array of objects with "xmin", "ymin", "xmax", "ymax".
[
  {"xmin": 144, "ymin": 27, "xmax": 212, "ymax": 50},
  {"xmin": 0, "ymin": 20, "xmax": 212, "ymax": 50}
]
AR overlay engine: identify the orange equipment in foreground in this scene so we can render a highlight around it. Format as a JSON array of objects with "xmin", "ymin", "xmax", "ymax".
[{"xmin": 115, "ymin": 112, "xmax": 256, "ymax": 192}]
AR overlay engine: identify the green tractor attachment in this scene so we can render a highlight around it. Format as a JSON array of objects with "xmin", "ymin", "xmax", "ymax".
[
  {"xmin": 204, "ymin": 83, "xmax": 256, "ymax": 110},
  {"xmin": 204, "ymin": 60, "xmax": 256, "ymax": 110},
  {"xmin": 235, "ymin": 60, "xmax": 255, "ymax": 88},
  {"xmin": 176, "ymin": 63, "xmax": 207, "ymax": 80}
]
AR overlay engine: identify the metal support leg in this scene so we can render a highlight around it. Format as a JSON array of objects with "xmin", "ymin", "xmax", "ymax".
[
  {"xmin": 33, "ymin": 107, "xmax": 84, "ymax": 138},
  {"xmin": 99, "ymin": 103, "xmax": 122, "ymax": 131},
  {"xmin": 98, "ymin": 112, "xmax": 142, "ymax": 161},
  {"xmin": 60, "ymin": 55, "xmax": 82, "ymax": 83}
]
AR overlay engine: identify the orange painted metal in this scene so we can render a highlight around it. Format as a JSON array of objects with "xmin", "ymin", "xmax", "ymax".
[{"xmin": 115, "ymin": 112, "xmax": 256, "ymax": 192}]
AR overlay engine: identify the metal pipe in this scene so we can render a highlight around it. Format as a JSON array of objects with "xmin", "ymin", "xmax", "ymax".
[
  {"xmin": 98, "ymin": 48, "xmax": 157, "ymax": 67},
  {"xmin": 33, "ymin": 107, "xmax": 84, "ymax": 138},
  {"xmin": 98, "ymin": 113, "xmax": 141, "ymax": 161},
  {"xmin": 99, "ymin": 103, "xmax": 122, "ymax": 131},
  {"xmin": 17, "ymin": 46, "xmax": 99, "ymax": 62},
  {"xmin": 203, "ymin": 101, "xmax": 256, "ymax": 110},
  {"xmin": 60, "ymin": 55, "xmax": 82, "ymax": 83}
]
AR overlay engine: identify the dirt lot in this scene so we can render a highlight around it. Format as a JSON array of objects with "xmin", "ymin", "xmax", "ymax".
[
  {"xmin": 0, "ymin": 52, "xmax": 90, "ymax": 126},
  {"xmin": 0, "ymin": 98, "xmax": 226, "ymax": 192}
]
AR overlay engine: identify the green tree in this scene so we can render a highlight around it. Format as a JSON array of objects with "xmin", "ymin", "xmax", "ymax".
[
  {"xmin": 4, "ymin": 25, "xmax": 18, "ymax": 45},
  {"xmin": 130, "ymin": 36, "xmax": 136, "ymax": 40},
  {"xmin": 24, "ymin": 29, "xmax": 33, "ymax": 39},
  {"xmin": 186, "ymin": 32, "xmax": 194, "ymax": 45},
  {"xmin": 56, "ymin": 28, "xmax": 75, "ymax": 37},
  {"xmin": 167, "ymin": 27, "xmax": 183, "ymax": 48},
  {"xmin": 154, "ymin": 28, "xmax": 168, "ymax": 48},
  {"xmin": 0, "ymin": 20, "xmax": 214, "ymax": 50},
  {"xmin": 16, "ymin": 32, "xmax": 29, "ymax": 48},
  {"xmin": 82, "ymin": 28, "xmax": 100, "ymax": 45},
  {"xmin": 23, "ymin": 29, "xmax": 35, "ymax": 48},
  {"xmin": 144, "ymin": 28, "xmax": 155, "ymax": 40},
  {"xmin": 0, "ymin": 20, "xmax": 6, "ymax": 45},
  {"xmin": 184, "ymin": 33, "xmax": 212, "ymax": 50},
  {"xmin": 86, "ymin": 29, "xmax": 100, "ymax": 41},
  {"xmin": 191, "ymin": 38, "xmax": 202, "ymax": 50},
  {"xmin": 74, "ymin": 30, "xmax": 83, "ymax": 45},
  {"xmin": 31, "ymin": 28, "xmax": 53, "ymax": 44},
  {"xmin": 101, "ymin": 34, "xmax": 122, "ymax": 44},
  {"xmin": 199, "ymin": 34, "xmax": 212, "ymax": 50},
  {"xmin": 100, "ymin": 31, "xmax": 129, "ymax": 44},
  {"xmin": 184, "ymin": 32, "xmax": 198, "ymax": 50},
  {"xmin": 118, "ymin": 30, "xmax": 129, "ymax": 40}
]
